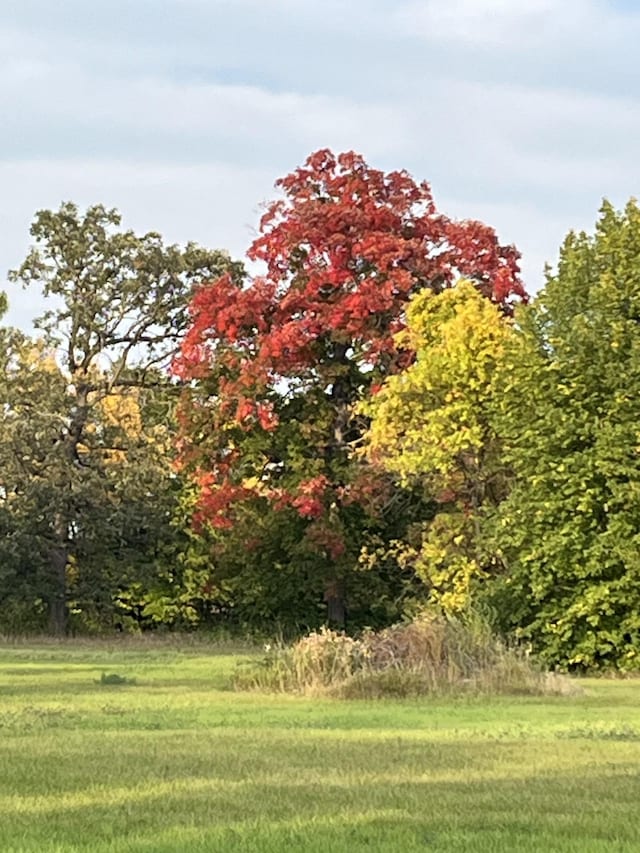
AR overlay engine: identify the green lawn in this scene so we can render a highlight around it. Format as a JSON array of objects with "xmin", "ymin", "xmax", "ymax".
[{"xmin": 0, "ymin": 639, "xmax": 639, "ymax": 852}]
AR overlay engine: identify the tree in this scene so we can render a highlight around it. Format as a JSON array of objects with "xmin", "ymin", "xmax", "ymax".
[
  {"xmin": 488, "ymin": 200, "xmax": 640, "ymax": 668},
  {"xmin": 3, "ymin": 203, "xmax": 239, "ymax": 633},
  {"xmin": 361, "ymin": 281, "xmax": 514, "ymax": 613},
  {"xmin": 175, "ymin": 149, "xmax": 525, "ymax": 628}
]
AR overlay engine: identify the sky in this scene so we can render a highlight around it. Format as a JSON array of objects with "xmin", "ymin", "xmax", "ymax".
[{"xmin": 1, "ymin": 0, "xmax": 639, "ymax": 329}]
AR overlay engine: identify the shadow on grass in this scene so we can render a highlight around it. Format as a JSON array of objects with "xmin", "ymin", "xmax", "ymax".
[{"xmin": 1, "ymin": 758, "xmax": 639, "ymax": 852}]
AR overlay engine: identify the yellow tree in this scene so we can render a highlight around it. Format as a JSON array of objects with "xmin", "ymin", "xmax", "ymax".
[{"xmin": 362, "ymin": 280, "xmax": 514, "ymax": 612}]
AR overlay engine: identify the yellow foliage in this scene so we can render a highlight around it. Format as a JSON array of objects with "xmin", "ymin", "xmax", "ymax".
[
  {"xmin": 15, "ymin": 338, "xmax": 56, "ymax": 369},
  {"xmin": 96, "ymin": 390, "xmax": 144, "ymax": 463},
  {"xmin": 99, "ymin": 391, "xmax": 142, "ymax": 438},
  {"xmin": 361, "ymin": 280, "xmax": 513, "ymax": 612},
  {"xmin": 414, "ymin": 511, "xmax": 488, "ymax": 613},
  {"xmin": 362, "ymin": 280, "xmax": 512, "ymax": 485}
]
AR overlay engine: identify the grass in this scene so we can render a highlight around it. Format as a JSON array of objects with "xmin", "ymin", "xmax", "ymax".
[{"xmin": 0, "ymin": 638, "xmax": 638, "ymax": 851}]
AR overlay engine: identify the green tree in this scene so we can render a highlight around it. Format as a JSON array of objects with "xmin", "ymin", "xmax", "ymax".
[
  {"xmin": 488, "ymin": 200, "xmax": 640, "ymax": 669},
  {"xmin": 2, "ymin": 203, "xmax": 239, "ymax": 634}
]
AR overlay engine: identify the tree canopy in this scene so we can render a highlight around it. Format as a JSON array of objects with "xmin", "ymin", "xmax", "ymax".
[
  {"xmin": 362, "ymin": 280, "xmax": 513, "ymax": 613},
  {"xmin": 2, "ymin": 157, "xmax": 640, "ymax": 670},
  {"xmin": 174, "ymin": 150, "xmax": 524, "ymax": 628},
  {"xmin": 2, "ymin": 203, "xmax": 237, "ymax": 633},
  {"xmin": 486, "ymin": 200, "xmax": 640, "ymax": 668}
]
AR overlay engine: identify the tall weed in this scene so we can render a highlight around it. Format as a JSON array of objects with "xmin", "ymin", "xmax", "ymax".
[{"xmin": 235, "ymin": 614, "xmax": 578, "ymax": 698}]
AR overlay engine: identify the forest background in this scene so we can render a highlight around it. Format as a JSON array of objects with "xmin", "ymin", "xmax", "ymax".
[{"xmin": 2, "ymin": 149, "xmax": 640, "ymax": 671}]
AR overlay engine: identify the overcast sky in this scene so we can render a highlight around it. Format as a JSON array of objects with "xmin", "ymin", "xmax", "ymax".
[{"xmin": 2, "ymin": 0, "xmax": 639, "ymax": 328}]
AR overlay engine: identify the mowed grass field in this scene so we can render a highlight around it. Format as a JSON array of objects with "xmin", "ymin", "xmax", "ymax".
[{"xmin": 0, "ymin": 640, "xmax": 639, "ymax": 852}]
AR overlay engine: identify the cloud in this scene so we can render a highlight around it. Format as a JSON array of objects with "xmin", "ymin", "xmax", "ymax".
[
  {"xmin": 0, "ymin": 51, "xmax": 408, "ymax": 165},
  {"xmin": 394, "ymin": 0, "xmax": 639, "ymax": 48},
  {"xmin": 1, "ymin": 0, "xmax": 640, "ymax": 329},
  {"xmin": 0, "ymin": 159, "xmax": 275, "ymax": 329},
  {"xmin": 396, "ymin": 0, "xmax": 564, "ymax": 45}
]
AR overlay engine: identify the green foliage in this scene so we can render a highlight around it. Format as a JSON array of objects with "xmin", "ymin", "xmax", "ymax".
[
  {"xmin": 5, "ymin": 189, "xmax": 640, "ymax": 674},
  {"xmin": 192, "ymin": 485, "xmax": 431, "ymax": 637},
  {"xmin": 98, "ymin": 672, "xmax": 137, "ymax": 686},
  {"xmin": 487, "ymin": 200, "xmax": 640, "ymax": 669},
  {"xmin": 0, "ymin": 203, "xmax": 236, "ymax": 634}
]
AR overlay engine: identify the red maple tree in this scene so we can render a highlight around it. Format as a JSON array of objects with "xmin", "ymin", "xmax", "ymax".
[{"xmin": 174, "ymin": 149, "xmax": 525, "ymax": 623}]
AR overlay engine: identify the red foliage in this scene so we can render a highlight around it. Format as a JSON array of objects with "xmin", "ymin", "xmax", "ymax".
[
  {"xmin": 193, "ymin": 471, "xmax": 255, "ymax": 530},
  {"xmin": 174, "ymin": 150, "xmax": 526, "ymax": 534},
  {"xmin": 306, "ymin": 521, "xmax": 347, "ymax": 560},
  {"xmin": 175, "ymin": 150, "xmax": 523, "ymax": 386},
  {"xmin": 290, "ymin": 475, "xmax": 330, "ymax": 519}
]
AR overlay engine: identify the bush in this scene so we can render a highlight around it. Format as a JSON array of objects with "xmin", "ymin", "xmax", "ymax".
[{"xmin": 234, "ymin": 613, "xmax": 577, "ymax": 698}]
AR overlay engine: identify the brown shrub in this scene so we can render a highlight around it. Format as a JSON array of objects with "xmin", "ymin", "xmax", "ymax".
[{"xmin": 234, "ymin": 614, "xmax": 579, "ymax": 698}]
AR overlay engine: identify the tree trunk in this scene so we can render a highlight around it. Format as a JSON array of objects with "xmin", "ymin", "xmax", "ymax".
[
  {"xmin": 321, "ymin": 345, "xmax": 352, "ymax": 630},
  {"xmin": 48, "ymin": 544, "xmax": 68, "ymax": 635},
  {"xmin": 48, "ymin": 511, "xmax": 69, "ymax": 635},
  {"xmin": 46, "ymin": 390, "xmax": 86, "ymax": 637},
  {"xmin": 324, "ymin": 579, "xmax": 346, "ymax": 629}
]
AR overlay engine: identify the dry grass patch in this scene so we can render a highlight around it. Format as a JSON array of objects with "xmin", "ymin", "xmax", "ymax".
[{"xmin": 235, "ymin": 615, "xmax": 577, "ymax": 698}]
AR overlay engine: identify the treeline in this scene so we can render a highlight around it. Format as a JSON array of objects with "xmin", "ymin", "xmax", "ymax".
[{"xmin": 1, "ymin": 151, "xmax": 639, "ymax": 669}]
